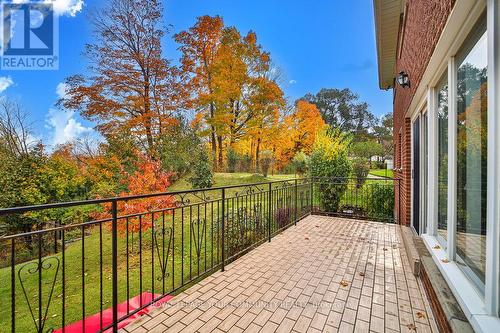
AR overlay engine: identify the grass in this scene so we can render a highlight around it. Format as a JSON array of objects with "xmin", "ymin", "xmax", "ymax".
[
  {"xmin": 168, "ymin": 172, "xmax": 297, "ymax": 191},
  {"xmin": 0, "ymin": 172, "xmax": 299, "ymax": 333},
  {"xmin": 369, "ymin": 169, "xmax": 394, "ymax": 179}
]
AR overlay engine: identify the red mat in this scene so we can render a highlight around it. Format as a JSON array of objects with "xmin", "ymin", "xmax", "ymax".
[{"xmin": 54, "ymin": 292, "xmax": 173, "ymax": 333}]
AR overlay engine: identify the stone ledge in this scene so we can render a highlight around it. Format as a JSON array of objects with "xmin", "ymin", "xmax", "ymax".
[
  {"xmin": 399, "ymin": 225, "xmax": 421, "ymax": 275},
  {"xmin": 398, "ymin": 225, "xmax": 474, "ymax": 333}
]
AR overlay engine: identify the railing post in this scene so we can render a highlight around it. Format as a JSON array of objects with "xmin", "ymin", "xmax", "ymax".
[
  {"xmin": 11, "ymin": 239, "xmax": 15, "ymax": 333},
  {"xmin": 294, "ymin": 179, "xmax": 298, "ymax": 225},
  {"xmin": 310, "ymin": 178, "xmax": 314, "ymax": 214},
  {"xmin": 399, "ymin": 179, "xmax": 402, "ymax": 225},
  {"xmin": 268, "ymin": 182, "xmax": 272, "ymax": 242},
  {"xmin": 221, "ymin": 188, "xmax": 225, "ymax": 272},
  {"xmin": 111, "ymin": 200, "xmax": 118, "ymax": 333}
]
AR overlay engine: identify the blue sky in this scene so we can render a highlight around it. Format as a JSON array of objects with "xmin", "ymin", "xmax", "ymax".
[{"xmin": 0, "ymin": 0, "xmax": 392, "ymax": 148}]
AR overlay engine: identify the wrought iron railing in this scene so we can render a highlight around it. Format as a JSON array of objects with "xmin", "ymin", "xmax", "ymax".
[{"xmin": 0, "ymin": 177, "xmax": 399, "ymax": 333}]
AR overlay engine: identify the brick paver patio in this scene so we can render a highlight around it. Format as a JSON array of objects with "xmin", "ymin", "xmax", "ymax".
[{"xmin": 122, "ymin": 216, "xmax": 437, "ymax": 333}]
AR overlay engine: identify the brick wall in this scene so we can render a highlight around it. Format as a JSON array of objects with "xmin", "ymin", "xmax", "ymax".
[{"xmin": 393, "ymin": 0, "xmax": 455, "ymax": 227}]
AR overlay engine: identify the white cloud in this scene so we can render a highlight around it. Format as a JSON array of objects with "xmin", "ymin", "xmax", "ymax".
[
  {"xmin": 51, "ymin": 0, "xmax": 84, "ymax": 17},
  {"xmin": 13, "ymin": 0, "xmax": 84, "ymax": 17},
  {"xmin": 289, "ymin": 79, "xmax": 297, "ymax": 85},
  {"xmin": 56, "ymin": 82, "xmax": 68, "ymax": 99},
  {"xmin": 0, "ymin": 76, "xmax": 14, "ymax": 93},
  {"xmin": 46, "ymin": 82, "xmax": 93, "ymax": 146},
  {"xmin": 46, "ymin": 108, "xmax": 93, "ymax": 146}
]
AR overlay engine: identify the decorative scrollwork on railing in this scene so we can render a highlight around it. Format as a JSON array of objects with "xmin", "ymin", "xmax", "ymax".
[
  {"xmin": 277, "ymin": 181, "xmax": 294, "ymax": 189},
  {"xmin": 190, "ymin": 191, "xmax": 212, "ymax": 203},
  {"xmin": 18, "ymin": 257, "xmax": 60, "ymax": 333},
  {"xmin": 173, "ymin": 193, "xmax": 191, "ymax": 208},
  {"xmin": 235, "ymin": 184, "xmax": 266, "ymax": 197},
  {"xmin": 153, "ymin": 226, "xmax": 173, "ymax": 280},
  {"xmin": 191, "ymin": 219, "xmax": 206, "ymax": 259}
]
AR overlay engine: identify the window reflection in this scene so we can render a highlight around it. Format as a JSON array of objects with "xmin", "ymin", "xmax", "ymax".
[
  {"xmin": 437, "ymin": 76, "xmax": 448, "ymax": 244},
  {"xmin": 456, "ymin": 29, "xmax": 487, "ymax": 287}
]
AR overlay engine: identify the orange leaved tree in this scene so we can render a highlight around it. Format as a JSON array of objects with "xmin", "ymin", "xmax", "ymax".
[
  {"xmin": 60, "ymin": 0, "xmax": 182, "ymax": 157},
  {"xmin": 94, "ymin": 158, "xmax": 176, "ymax": 234}
]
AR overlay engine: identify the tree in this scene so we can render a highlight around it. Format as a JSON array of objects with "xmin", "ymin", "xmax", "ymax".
[
  {"xmin": 175, "ymin": 15, "xmax": 225, "ymax": 169},
  {"xmin": 372, "ymin": 113, "xmax": 393, "ymax": 159},
  {"xmin": 188, "ymin": 149, "xmax": 214, "ymax": 189},
  {"xmin": 94, "ymin": 158, "xmax": 175, "ymax": 233},
  {"xmin": 291, "ymin": 152, "xmax": 308, "ymax": 176},
  {"xmin": 60, "ymin": 0, "xmax": 182, "ymax": 157},
  {"xmin": 350, "ymin": 140, "xmax": 384, "ymax": 168},
  {"xmin": 0, "ymin": 99, "xmax": 35, "ymax": 157},
  {"xmin": 302, "ymin": 88, "xmax": 376, "ymax": 138},
  {"xmin": 259, "ymin": 150, "xmax": 273, "ymax": 177},
  {"xmin": 157, "ymin": 116, "xmax": 205, "ymax": 179},
  {"xmin": 273, "ymin": 101, "xmax": 325, "ymax": 169},
  {"xmin": 176, "ymin": 16, "xmax": 285, "ymax": 170},
  {"xmin": 308, "ymin": 128, "xmax": 352, "ymax": 212}
]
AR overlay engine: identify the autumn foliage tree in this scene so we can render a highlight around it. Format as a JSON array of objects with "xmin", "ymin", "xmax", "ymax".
[
  {"xmin": 175, "ymin": 16, "xmax": 285, "ymax": 170},
  {"xmin": 273, "ymin": 101, "xmax": 325, "ymax": 169},
  {"xmin": 94, "ymin": 158, "xmax": 175, "ymax": 233},
  {"xmin": 60, "ymin": 0, "xmax": 182, "ymax": 157}
]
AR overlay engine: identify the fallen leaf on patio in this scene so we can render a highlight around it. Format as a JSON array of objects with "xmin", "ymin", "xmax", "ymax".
[
  {"xmin": 359, "ymin": 272, "xmax": 365, "ymax": 277},
  {"xmin": 416, "ymin": 311, "xmax": 426, "ymax": 319},
  {"xmin": 339, "ymin": 280, "xmax": 349, "ymax": 287},
  {"xmin": 406, "ymin": 323, "xmax": 417, "ymax": 331},
  {"xmin": 441, "ymin": 259, "xmax": 450, "ymax": 263},
  {"xmin": 433, "ymin": 245, "xmax": 441, "ymax": 249}
]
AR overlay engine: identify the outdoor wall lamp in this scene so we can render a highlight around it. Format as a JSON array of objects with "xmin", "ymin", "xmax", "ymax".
[{"xmin": 396, "ymin": 71, "xmax": 410, "ymax": 88}]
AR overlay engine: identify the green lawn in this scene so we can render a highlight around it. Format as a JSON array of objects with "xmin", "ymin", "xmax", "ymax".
[
  {"xmin": 368, "ymin": 169, "xmax": 394, "ymax": 179},
  {"xmin": 0, "ymin": 172, "xmax": 300, "ymax": 333},
  {"xmin": 168, "ymin": 172, "xmax": 297, "ymax": 191}
]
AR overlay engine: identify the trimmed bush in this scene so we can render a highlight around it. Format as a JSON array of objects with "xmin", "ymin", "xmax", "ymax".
[
  {"xmin": 188, "ymin": 149, "xmax": 214, "ymax": 189},
  {"xmin": 308, "ymin": 128, "xmax": 352, "ymax": 212},
  {"xmin": 227, "ymin": 148, "xmax": 238, "ymax": 173},
  {"xmin": 352, "ymin": 157, "xmax": 369, "ymax": 188},
  {"xmin": 367, "ymin": 184, "xmax": 395, "ymax": 220}
]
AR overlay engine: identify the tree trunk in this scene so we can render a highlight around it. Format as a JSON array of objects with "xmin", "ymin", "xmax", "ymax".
[
  {"xmin": 217, "ymin": 136, "xmax": 224, "ymax": 171},
  {"xmin": 209, "ymin": 103, "xmax": 217, "ymax": 170},
  {"xmin": 255, "ymin": 137, "xmax": 261, "ymax": 172}
]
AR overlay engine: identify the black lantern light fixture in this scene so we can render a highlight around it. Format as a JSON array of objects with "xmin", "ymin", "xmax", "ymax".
[{"xmin": 396, "ymin": 71, "xmax": 410, "ymax": 88}]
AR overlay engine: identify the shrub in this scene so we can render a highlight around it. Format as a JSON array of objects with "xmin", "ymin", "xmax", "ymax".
[
  {"xmin": 227, "ymin": 148, "xmax": 238, "ymax": 173},
  {"xmin": 367, "ymin": 184, "xmax": 395, "ymax": 220},
  {"xmin": 239, "ymin": 153, "xmax": 252, "ymax": 172},
  {"xmin": 260, "ymin": 150, "xmax": 273, "ymax": 177},
  {"xmin": 224, "ymin": 206, "xmax": 266, "ymax": 256},
  {"xmin": 308, "ymin": 128, "xmax": 352, "ymax": 212},
  {"xmin": 352, "ymin": 157, "xmax": 369, "ymax": 188},
  {"xmin": 158, "ymin": 118, "xmax": 205, "ymax": 180},
  {"xmin": 188, "ymin": 149, "xmax": 214, "ymax": 189},
  {"xmin": 292, "ymin": 152, "xmax": 308, "ymax": 176},
  {"xmin": 274, "ymin": 207, "xmax": 293, "ymax": 229}
]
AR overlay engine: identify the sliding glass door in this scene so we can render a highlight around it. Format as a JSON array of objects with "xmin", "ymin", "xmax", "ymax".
[{"xmin": 455, "ymin": 20, "xmax": 488, "ymax": 288}]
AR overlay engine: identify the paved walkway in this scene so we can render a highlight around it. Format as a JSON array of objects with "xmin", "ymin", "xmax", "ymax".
[{"xmin": 122, "ymin": 216, "xmax": 437, "ymax": 333}]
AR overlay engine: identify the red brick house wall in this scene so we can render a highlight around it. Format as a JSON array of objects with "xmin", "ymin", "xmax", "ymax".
[{"xmin": 393, "ymin": 0, "xmax": 455, "ymax": 226}]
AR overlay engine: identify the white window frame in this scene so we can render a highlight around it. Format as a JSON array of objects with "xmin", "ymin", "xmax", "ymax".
[
  {"xmin": 415, "ymin": 0, "xmax": 500, "ymax": 331},
  {"xmin": 485, "ymin": 0, "xmax": 500, "ymax": 317}
]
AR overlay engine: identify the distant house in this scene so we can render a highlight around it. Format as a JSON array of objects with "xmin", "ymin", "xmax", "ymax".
[{"xmin": 374, "ymin": 1, "xmax": 499, "ymax": 332}]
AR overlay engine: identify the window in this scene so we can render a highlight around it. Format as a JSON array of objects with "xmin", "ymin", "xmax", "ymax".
[
  {"xmin": 437, "ymin": 75, "xmax": 448, "ymax": 244},
  {"xmin": 455, "ymin": 18, "xmax": 487, "ymax": 288}
]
